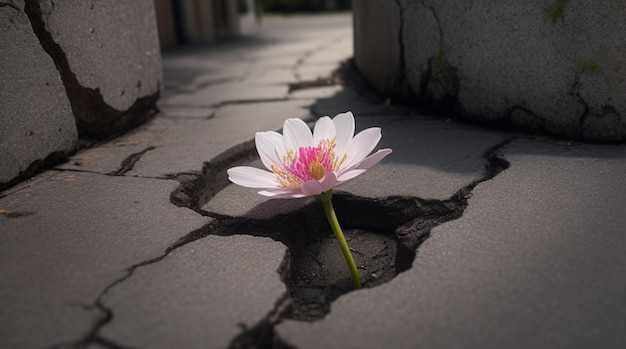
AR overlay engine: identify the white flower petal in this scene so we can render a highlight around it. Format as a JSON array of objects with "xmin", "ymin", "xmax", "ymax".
[
  {"xmin": 256, "ymin": 131, "xmax": 285, "ymax": 170},
  {"xmin": 320, "ymin": 171, "xmax": 338, "ymax": 193},
  {"xmin": 263, "ymin": 192, "xmax": 307, "ymax": 199},
  {"xmin": 332, "ymin": 111, "xmax": 355, "ymax": 155},
  {"xmin": 258, "ymin": 188, "xmax": 306, "ymax": 198},
  {"xmin": 228, "ymin": 111, "xmax": 392, "ymax": 198},
  {"xmin": 336, "ymin": 169, "xmax": 366, "ymax": 182},
  {"xmin": 341, "ymin": 127, "xmax": 382, "ymax": 170},
  {"xmin": 257, "ymin": 187, "xmax": 294, "ymax": 195},
  {"xmin": 227, "ymin": 166, "xmax": 278, "ymax": 188},
  {"xmin": 313, "ymin": 117, "xmax": 336, "ymax": 145},
  {"xmin": 353, "ymin": 148, "xmax": 392, "ymax": 171},
  {"xmin": 283, "ymin": 118, "xmax": 313, "ymax": 151},
  {"xmin": 301, "ymin": 180, "xmax": 323, "ymax": 196}
]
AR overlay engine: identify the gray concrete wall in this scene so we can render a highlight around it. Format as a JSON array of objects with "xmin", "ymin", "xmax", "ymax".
[
  {"xmin": 353, "ymin": 0, "xmax": 626, "ymax": 141},
  {"xmin": 0, "ymin": 0, "xmax": 161, "ymax": 189},
  {"xmin": 0, "ymin": 1, "xmax": 77, "ymax": 186}
]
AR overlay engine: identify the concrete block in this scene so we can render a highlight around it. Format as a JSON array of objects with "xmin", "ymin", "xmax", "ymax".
[
  {"xmin": 402, "ymin": 1, "xmax": 586, "ymax": 136},
  {"xmin": 2, "ymin": 0, "xmax": 163, "ymax": 188},
  {"xmin": 355, "ymin": 1, "xmax": 626, "ymax": 141},
  {"xmin": 34, "ymin": 0, "xmax": 162, "ymax": 138},
  {"xmin": 0, "ymin": 1, "xmax": 77, "ymax": 187},
  {"xmin": 42, "ymin": 0, "xmax": 161, "ymax": 112}
]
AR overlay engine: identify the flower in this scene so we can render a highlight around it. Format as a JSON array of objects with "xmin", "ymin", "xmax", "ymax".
[
  {"xmin": 227, "ymin": 111, "xmax": 392, "ymax": 198},
  {"xmin": 227, "ymin": 111, "xmax": 390, "ymax": 289}
]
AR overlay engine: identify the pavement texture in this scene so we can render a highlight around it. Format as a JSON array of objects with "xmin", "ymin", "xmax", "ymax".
[{"xmin": 2, "ymin": 13, "xmax": 626, "ymax": 349}]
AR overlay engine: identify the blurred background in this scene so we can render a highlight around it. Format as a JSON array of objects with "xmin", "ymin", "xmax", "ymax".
[
  {"xmin": 154, "ymin": 0, "xmax": 352, "ymax": 50},
  {"xmin": 245, "ymin": 0, "xmax": 351, "ymax": 13}
]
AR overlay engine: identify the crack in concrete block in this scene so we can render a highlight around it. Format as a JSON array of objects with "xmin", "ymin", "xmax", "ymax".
[
  {"xmin": 570, "ymin": 73, "xmax": 626, "ymax": 141},
  {"xmin": 0, "ymin": 151, "xmax": 68, "ymax": 192},
  {"xmin": 1, "ymin": 0, "xmax": 78, "ymax": 190},
  {"xmin": 106, "ymin": 146, "xmax": 155, "ymax": 176},
  {"xmin": 23, "ymin": 0, "xmax": 159, "ymax": 140},
  {"xmin": 393, "ymin": 0, "xmax": 408, "ymax": 96},
  {"xmin": 413, "ymin": 1, "xmax": 462, "ymax": 113},
  {"xmin": 570, "ymin": 77, "xmax": 591, "ymax": 134}
]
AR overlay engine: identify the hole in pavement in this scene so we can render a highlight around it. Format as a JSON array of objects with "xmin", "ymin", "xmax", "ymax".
[
  {"xmin": 212, "ymin": 194, "xmax": 442, "ymax": 321},
  {"xmin": 217, "ymin": 192, "xmax": 471, "ymax": 349},
  {"xmin": 168, "ymin": 138, "xmax": 511, "ymax": 348},
  {"xmin": 285, "ymin": 227, "xmax": 397, "ymax": 321}
]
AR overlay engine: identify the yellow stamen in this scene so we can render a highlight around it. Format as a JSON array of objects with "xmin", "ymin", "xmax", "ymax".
[
  {"xmin": 319, "ymin": 137, "xmax": 347, "ymax": 171},
  {"xmin": 309, "ymin": 161, "xmax": 325, "ymax": 180},
  {"xmin": 272, "ymin": 137, "xmax": 348, "ymax": 189},
  {"xmin": 271, "ymin": 164, "xmax": 300, "ymax": 188}
]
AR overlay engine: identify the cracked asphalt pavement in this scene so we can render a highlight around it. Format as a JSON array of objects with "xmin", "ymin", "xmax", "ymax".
[{"xmin": 2, "ymin": 13, "xmax": 626, "ymax": 349}]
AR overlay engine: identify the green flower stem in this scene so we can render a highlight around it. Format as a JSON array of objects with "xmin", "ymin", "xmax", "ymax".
[{"xmin": 315, "ymin": 190, "xmax": 362, "ymax": 289}]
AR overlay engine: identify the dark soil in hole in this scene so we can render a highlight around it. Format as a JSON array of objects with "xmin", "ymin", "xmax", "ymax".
[{"xmin": 285, "ymin": 228, "xmax": 397, "ymax": 321}]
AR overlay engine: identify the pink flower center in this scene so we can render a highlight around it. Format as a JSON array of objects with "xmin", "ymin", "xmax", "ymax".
[
  {"xmin": 271, "ymin": 138, "xmax": 346, "ymax": 189},
  {"xmin": 290, "ymin": 146, "xmax": 332, "ymax": 180}
]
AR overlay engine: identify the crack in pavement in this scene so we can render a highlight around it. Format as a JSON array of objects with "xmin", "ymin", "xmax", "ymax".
[
  {"xmin": 173, "ymin": 77, "xmax": 241, "ymax": 93},
  {"xmin": 47, "ymin": 222, "xmax": 213, "ymax": 349},
  {"xmin": 35, "ymin": 30, "xmax": 514, "ymax": 345},
  {"xmin": 162, "ymin": 97, "xmax": 293, "ymax": 110},
  {"xmin": 106, "ymin": 146, "xmax": 156, "ymax": 176},
  {"xmin": 169, "ymin": 140, "xmax": 258, "ymax": 212},
  {"xmin": 54, "ymin": 128, "xmax": 513, "ymax": 348},
  {"xmin": 570, "ymin": 76, "xmax": 590, "ymax": 135},
  {"xmin": 416, "ymin": 1, "xmax": 462, "ymax": 112},
  {"xmin": 288, "ymin": 78, "xmax": 338, "ymax": 93},
  {"xmin": 0, "ymin": 150, "xmax": 70, "ymax": 192},
  {"xmin": 46, "ymin": 140, "xmax": 259, "ymax": 346},
  {"xmin": 0, "ymin": 210, "xmax": 36, "ymax": 219}
]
